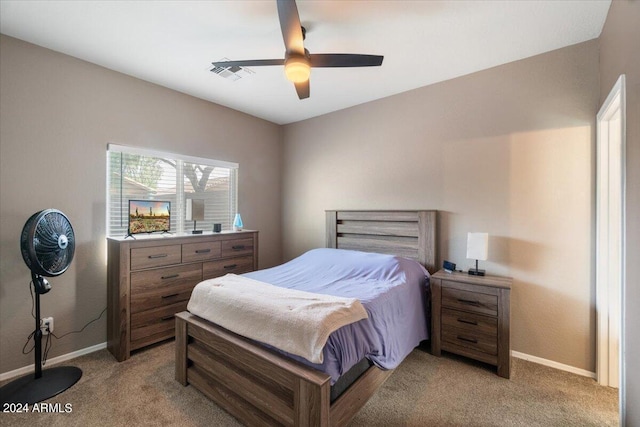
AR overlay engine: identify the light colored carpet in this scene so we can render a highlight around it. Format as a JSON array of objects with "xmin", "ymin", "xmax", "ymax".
[{"xmin": 1, "ymin": 342, "xmax": 617, "ymax": 426}]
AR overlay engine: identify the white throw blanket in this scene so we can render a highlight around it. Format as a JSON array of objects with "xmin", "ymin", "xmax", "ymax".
[{"xmin": 187, "ymin": 274, "xmax": 369, "ymax": 364}]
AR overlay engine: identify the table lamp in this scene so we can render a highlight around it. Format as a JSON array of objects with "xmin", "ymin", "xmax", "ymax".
[
  {"xmin": 186, "ymin": 199, "xmax": 205, "ymax": 234},
  {"xmin": 467, "ymin": 232, "xmax": 488, "ymax": 276}
]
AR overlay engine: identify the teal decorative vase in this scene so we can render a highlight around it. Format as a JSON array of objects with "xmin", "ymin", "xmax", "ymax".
[{"xmin": 233, "ymin": 213, "xmax": 243, "ymax": 231}]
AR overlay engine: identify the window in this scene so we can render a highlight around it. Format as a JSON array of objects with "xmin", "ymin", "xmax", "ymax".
[{"xmin": 107, "ymin": 144, "xmax": 238, "ymax": 236}]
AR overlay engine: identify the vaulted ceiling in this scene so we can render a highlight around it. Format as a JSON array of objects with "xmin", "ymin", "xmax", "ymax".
[{"xmin": 0, "ymin": 1, "xmax": 611, "ymax": 124}]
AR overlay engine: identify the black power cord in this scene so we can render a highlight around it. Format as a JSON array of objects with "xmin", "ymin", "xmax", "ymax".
[
  {"xmin": 21, "ymin": 280, "xmax": 39, "ymax": 355},
  {"xmin": 23, "ymin": 279, "xmax": 106, "ymax": 365},
  {"xmin": 50, "ymin": 307, "xmax": 107, "ymax": 340}
]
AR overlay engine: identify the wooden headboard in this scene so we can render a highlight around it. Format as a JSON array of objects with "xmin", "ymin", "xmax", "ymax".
[{"xmin": 326, "ymin": 210, "xmax": 438, "ymax": 274}]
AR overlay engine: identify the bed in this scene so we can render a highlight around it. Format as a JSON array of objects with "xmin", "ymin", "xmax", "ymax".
[{"xmin": 175, "ymin": 210, "xmax": 438, "ymax": 426}]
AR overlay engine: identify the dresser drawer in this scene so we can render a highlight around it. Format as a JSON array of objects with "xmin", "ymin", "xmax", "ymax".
[
  {"xmin": 130, "ymin": 302, "xmax": 186, "ymax": 350},
  {"xmin": 203, "ymin": 256, "xmax": 254, "ymax": 279},
  {"xmin": 182, "ymin": 241, "xmax": 222, "ymax": 263},
  {"xmin": 442, "ymin": 285, "xmax": 498, "ymax": 317},
  {"xmin": 131, "ymin": 264, "xmax": 202, "ymax": 294},
  {"xmin": 131, "ymin": 300, "xmax": 188, "ymax": 330},
  {"xmin": 130, "ymin": 264, "xmax": 202, "ymax": 313},
  {"xmin": 131, "ymin": 329, "xmax": 175, "ymax": 351},
  {"xmin": 131, "ymin": 244, "xmax": 181, "ymax": 270},
  {"xmin": 442, "ymin": 326, "xmax": 497, "ymax": 356},
  {"xmin": 221, "ymin": 238, "xmax": 254, "ymax": 257},
  {"xmin": 130, "ymin": 282, "xmax": 195, "ymax": 314},
  {"xmin": 442, "ymin": 308, "xmax": 497, "ymax": 337}
]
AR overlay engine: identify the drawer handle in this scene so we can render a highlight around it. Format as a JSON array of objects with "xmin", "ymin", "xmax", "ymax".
[
  {"xmin": 223, "ymin": 264, "xmax": 238, "ymax": 270},
  {"xmin": 231, "ymin": 245, "xmax": 245, "ymax": 250},
  {"xmin": 457, "ymin": 298, "xmax": 481, "ymax": 307},
  {"xmin": 457, "ymin": 318, "xmax": 478, "ymax": 326},
  {"xmin": 161, "ymin": 293, "xmax": 179, "ymax": 299},
  {"xmin": 161, "ymin": 315, "xmax": 175, "ymax": 321},
  {"xmin": 161, "ymin": 274, "xmax": 179, "ymax": 280},
  {"xmin": 457, "ymin": 335, "xmax": 478, "ymax": 344},
  {"xmin": 148, "ymin": 253, "xmax": 168, "ymax": 259},
  {"xmin": 195, "ymin": 249, "xmax": 211, "ymax": 254}
]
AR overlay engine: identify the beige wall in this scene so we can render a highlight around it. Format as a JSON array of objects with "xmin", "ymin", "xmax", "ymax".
[
  {"xmin": 0, "ymin": 35, "xmax": 282, "ymax": 373},
  {"xmin": 282, "ymin": 40, "xmax": 600, "ymax": 372},
  {"xmin": 599, "ymin": 1, "xmax": 640, "ymax": 424},
  {"xmin": 2, "ymin": 5, "xmax": 636, "ymax": 416}
]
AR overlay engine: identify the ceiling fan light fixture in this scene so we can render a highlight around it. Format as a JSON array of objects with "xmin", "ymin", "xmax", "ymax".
[
  {"xmin": 285, "ymin": 56, "xmax": 310, "ymax": 83},
  {"xmin": 211, "ymin": 0, "xmax": 383, "ymax": 99}
]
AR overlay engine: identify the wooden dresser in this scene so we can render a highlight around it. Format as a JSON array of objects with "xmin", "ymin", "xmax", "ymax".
[
  {"xmin": 430, "ymin": 270, "xmax": 512, "ymax": 378},
  {"xmin": 107, "ymin": 231, "xmax": 258, "ymax": 361}
]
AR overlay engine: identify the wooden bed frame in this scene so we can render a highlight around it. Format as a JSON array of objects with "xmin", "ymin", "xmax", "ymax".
[{"xmin": 175, "ymin": 210, "xmax": 438, "ymax": 426}]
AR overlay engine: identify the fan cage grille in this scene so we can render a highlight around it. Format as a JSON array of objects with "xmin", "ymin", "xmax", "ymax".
[{"xmin": 21, "ymin": 209, "xmax": 75, "ymax": 277}]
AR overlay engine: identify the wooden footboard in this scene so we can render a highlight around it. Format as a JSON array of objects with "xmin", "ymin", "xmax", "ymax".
[{"xmin": 175, "ymin": 312, "xmax": 392, "ymax": 426}]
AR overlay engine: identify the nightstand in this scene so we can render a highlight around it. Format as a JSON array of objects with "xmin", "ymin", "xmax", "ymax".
[{"xmin": 431, "ymin": 270, "xmax": 512, "ymax": 378}]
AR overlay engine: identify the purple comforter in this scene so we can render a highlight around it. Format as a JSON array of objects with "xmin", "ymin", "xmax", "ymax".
[{"xmin": 243, "ymin": 248, "xmax": 430, "ymax": 384}]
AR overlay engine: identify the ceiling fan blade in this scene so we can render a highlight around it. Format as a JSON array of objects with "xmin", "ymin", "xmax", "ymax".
[
  {"xmin": 277, "ymin": 0, "xmax": 305, "ymax": 55},
  {"xmin": 294, "ymin": 80, "xmax": 310, "ymax": 99},
  {"xmin": 212, "ymin": 59, "xmax": 285, "ymax": 68},
  {"xmin": 308, "ymin": 54, "xmax": 384, "ymax": 68}
]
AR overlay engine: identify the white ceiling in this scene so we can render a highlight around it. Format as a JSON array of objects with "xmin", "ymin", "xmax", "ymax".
[{"xmin": 0, "ymin": 1, "xmax": 611, "ymax": 125}]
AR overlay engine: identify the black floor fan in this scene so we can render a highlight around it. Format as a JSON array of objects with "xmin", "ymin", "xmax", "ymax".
[{"xmin": 0, "ymin": 209, "xmax": 82, "ymax": 405}]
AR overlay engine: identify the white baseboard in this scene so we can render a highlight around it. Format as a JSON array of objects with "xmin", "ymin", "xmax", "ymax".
[
  {"xmin": 0, "ymin": 342, "xmax": 107, "ymax": 382},
  {"xmin": 2, "ymin": 344, "xmax": 595, "ymax": 383},
  {"xmin": 511, "ymin": 350, "xmax": 596, "ymax": 379}
]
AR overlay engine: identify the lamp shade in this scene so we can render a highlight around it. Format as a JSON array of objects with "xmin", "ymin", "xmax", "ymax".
[
  {"xmin": 466, "ymin": 232, "xmax": 488, "ymax": 261},
  {"xmin": 186, "ymin": 199, "xmax": 205, "ymax": 222}
]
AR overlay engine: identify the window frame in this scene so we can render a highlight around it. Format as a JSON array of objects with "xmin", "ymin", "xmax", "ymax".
[{"xmin": 106, "ymin": 144, "xmax": 238, "ymax": 237}]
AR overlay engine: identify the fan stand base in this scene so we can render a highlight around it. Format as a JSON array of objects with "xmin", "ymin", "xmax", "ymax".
[{"xmin": 0, "ymin": 366, "xmax": 82, "ymax": 405}]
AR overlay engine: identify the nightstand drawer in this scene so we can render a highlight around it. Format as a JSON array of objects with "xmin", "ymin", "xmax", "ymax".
[
  {"xmin": 131, "ymin": 244, "xmax": 182, "ymax": 270},
  {"xmin": 442, "ymin": 326, "xmax": 497, "ymax": 356},
  {"xmin": 442, "ymin": 285, "xmax": 498, "ymax": 316},
  {"xmin": 182, "ymin": 241, "xmax": 222, "ymax": 263},
  {"xmin": 442, "ymin": 308, "xmax": 497, "ymax": 337}
]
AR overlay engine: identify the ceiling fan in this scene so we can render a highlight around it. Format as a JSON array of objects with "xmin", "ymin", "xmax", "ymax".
[{"xmin": 211, "ymin": 0, "xmax": 384, "ymax": 100}]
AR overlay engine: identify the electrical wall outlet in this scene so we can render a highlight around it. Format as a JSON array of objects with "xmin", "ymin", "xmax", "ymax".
[{"xmin": 42, "ymin": 316, "xmax": 54, "ymax": 335}]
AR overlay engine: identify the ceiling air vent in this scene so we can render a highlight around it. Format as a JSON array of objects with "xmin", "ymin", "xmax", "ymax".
[{"xmin": 210, "ymin": 58, "xmax": 255, "ymax": 81}]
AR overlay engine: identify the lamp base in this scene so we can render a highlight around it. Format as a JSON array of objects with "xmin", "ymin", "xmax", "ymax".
[
  {"xmin": 468, "ymin": 268, "xmax": 486, "ymax": 276},
  {"xmin": 191, "ymin": 230, "xmax": 203, "ymax": 234}
]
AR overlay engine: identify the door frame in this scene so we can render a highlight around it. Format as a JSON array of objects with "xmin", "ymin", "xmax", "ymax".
[{"xmin": 595, "ymin": 74, "xmax": 626, "ymax": 406}]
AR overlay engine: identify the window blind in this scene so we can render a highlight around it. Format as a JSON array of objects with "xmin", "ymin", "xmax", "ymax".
[{"xmin": 107, "ymin": 144, "xmax": 238, "ymax": 237}]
